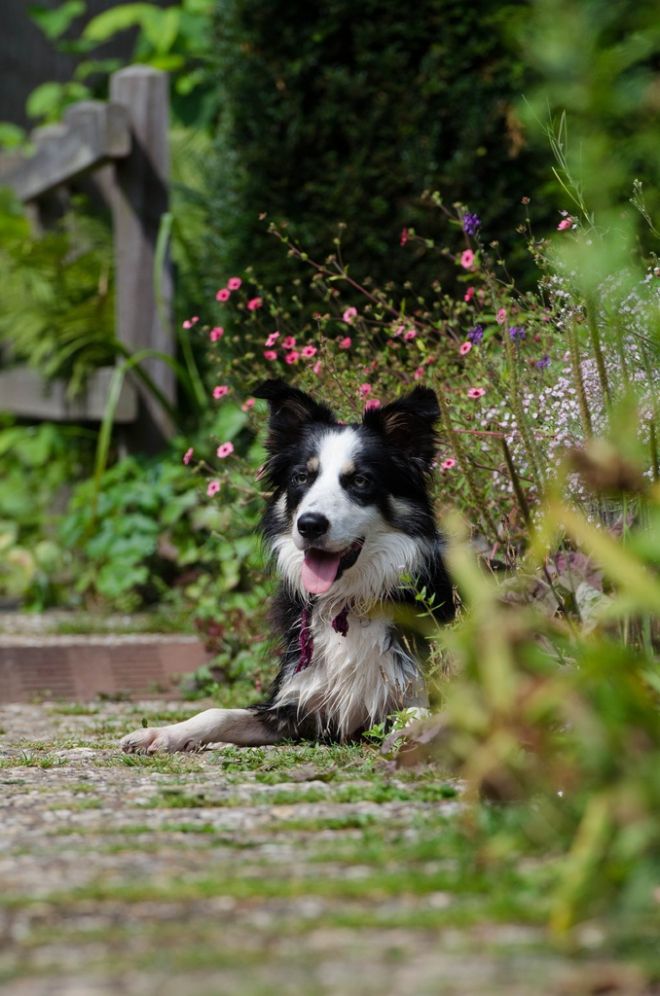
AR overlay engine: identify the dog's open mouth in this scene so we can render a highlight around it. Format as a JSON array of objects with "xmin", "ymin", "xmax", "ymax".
[{"xmin": 301, "ymin": 540, "xmax": 364, "ymax": 595}]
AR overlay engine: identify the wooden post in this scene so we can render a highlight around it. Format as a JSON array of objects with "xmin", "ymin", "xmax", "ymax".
[{"xmin": 109, "ymin": 67, "xmax": 174, "ymax": 449}]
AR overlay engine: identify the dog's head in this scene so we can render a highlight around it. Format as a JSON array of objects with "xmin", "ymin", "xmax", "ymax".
[{"xmin": 254, "ymin": 379, "xmax": 440, "ymax": 601}]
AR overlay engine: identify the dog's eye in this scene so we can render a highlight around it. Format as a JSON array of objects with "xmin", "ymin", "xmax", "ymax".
[
  {"xmin": 353, "ymin": 474, "xmax": 370, "ymax": 489},
  {"xmin": 292, "ymin": 470, "xmax": 309, "ymax": 486}
]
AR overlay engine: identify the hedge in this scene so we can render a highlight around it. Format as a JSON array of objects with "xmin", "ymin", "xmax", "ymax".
[{"xmin": 205, "ymin": 0, "xmax": 551, "ymax": 301}]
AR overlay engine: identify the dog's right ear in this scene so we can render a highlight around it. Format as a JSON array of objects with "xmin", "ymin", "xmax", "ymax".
[{"xmin": 254, "ymin": 379, "xmax": 336, "ymax": 451}]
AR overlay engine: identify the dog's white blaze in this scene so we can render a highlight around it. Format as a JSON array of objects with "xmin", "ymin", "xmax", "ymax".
[
  {"xmin": 274, "ymin": 612, "xmax": 426, "ymax": 740},
  {"xmin": 293, "ymin": 429, "xmax": 380, "ymax": 550}
]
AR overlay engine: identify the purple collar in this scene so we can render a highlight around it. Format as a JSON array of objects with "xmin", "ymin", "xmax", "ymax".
[{"xmin": 295, "ymin": 604, "xmax": 349, "ymax": 673}]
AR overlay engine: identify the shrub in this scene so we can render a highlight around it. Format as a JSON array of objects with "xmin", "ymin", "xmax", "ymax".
[
  {"xmin": 0, "ymin": 191, "xmax": 116, "ymax": 396},
  {"xmin": 207, "ymin": 0, "xmax": 551, "ymax": 304}
]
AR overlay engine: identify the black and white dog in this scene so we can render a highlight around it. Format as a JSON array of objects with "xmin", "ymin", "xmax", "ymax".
[{"xmin": 121, "ymin": 379, "xmax": 454, "ymax": 753}]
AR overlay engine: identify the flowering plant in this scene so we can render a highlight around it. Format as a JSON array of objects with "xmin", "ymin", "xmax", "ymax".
[{"xmin": 180, "ymin": 198, "xmax": 659, "ymax": 560}]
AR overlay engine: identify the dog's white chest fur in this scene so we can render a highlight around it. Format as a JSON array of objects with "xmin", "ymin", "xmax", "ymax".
[{"xmin": 274, "ymin": 609, "xmax": 424, "ymax": 739}]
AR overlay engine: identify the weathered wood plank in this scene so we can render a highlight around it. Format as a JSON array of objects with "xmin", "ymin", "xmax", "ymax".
[
  {"xmin": 109, "ymin": 67, "xmax": 175, "ymax": 447},
  {"xmin": 0, "ymin": 366, "xmax": 137, "ymax": 422},
  {"xmin": 0, "ymin": 101, "xmax": 130, "ymax": 202}
]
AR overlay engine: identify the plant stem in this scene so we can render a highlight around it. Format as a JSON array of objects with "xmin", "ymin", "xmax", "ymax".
[
  {"xmin": 500, "ymin": 437, "xmax": 531, "ymax": 525},
  {"xmin": 437, "ymin": 392, "xmax": 499, "ymax": 542},
  {"xmin": 567, "ymin": 323, "xmax": 593, "ymax": 438},
  {"xmin": 504, "ymin": 334, "xmax": 544, "ymax": 493},
  {"xmin": 586, "ymin": 298, "xmax": 611, "ymax": 408}
]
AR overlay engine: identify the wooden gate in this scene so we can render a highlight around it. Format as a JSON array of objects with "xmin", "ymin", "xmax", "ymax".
[{"xmin": 0, "ymin": 66, "xmax": 174, "ymax": 447}]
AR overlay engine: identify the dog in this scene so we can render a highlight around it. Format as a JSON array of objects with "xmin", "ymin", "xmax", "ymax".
[{"xmin": 120, "ymin": 379, "xmax": 454, "ymax": 752}]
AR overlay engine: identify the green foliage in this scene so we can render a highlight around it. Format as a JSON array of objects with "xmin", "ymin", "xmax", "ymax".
[
  {"xmin": 83, "ymin": 0, "xmax": 217, "ymax": 124},
  {"xmin": 0, "ymin": 420, "xmax": 94, "ymax": 604},
  {"xmin": 0, "ymin": 123, "xmax": 27, "ymax": 151},
  {"xmin": 25, "ymin": 81, "xmax": 91, "ymax": 123},
  {"xmin": 206, "ymin": 0, "xmax": 551, "ymax": 305},
  {"xmin": 28, "ymin": 1, "xmax": 86, "ymax": 40},
  {"xmin": 56, "ymin": 404, "xmax": 258, "ymax": 611},
  {"xmin": 426, "ymin": 473, "xmax": 660, "ymax": 935},
  {"xmin": 0, "ymin": 192, "xmax": 117, "ymax": 395},
  {"xmin": 521, "ymin": 0, "xmax": 660, "ymax": 230},
  {"xmin": 23, "ymin": 0, "xmax": 216, "ymax": 129}
]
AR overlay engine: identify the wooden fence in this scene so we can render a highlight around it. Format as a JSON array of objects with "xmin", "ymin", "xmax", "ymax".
[{"xmin": 0, "ymin": 66, "xmax": 174, "ymax": 447}]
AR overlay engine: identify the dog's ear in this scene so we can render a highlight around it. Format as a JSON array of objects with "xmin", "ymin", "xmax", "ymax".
[
  {"xmin": 363, "ymin": 386, "xmax": 439, "ymax": 469},
  {"xmin": 254, "ymin": 379, "xmax": 336, "ymax": 451}
]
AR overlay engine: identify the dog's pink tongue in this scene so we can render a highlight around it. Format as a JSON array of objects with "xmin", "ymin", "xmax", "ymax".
[{"xmin": 301, "ymin": 550, "xmax": 342, "ymax": 594}]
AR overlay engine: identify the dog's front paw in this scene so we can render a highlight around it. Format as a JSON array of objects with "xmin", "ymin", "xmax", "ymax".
[
  {"xmin": 120, "ymin": 725, "xmax": 203, "ymax": 753},
  {"xmin": 120, "ymin": 727, "xmax": 161, "ymax": 753}
]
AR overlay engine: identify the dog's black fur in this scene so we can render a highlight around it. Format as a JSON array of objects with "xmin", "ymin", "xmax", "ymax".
[{"xmin": 120, "ymin": 379, "xmax": 453, "ymax": 752}]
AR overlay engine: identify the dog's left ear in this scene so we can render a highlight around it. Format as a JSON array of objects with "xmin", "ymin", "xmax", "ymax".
[
  {"xmin": 254, "ymin": 379, "xmax": 336, "ymax": 451},
  {"xmin": 363, "ymin": 386, "xmax": 439, "ymax": 470}
]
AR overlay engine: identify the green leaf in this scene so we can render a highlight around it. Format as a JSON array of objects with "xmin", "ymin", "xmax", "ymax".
[
  {"xmin": 26, "ymin": 81, "xmax": 90, "ymax": 122},
  {"xmin": 29, "ymin": 1, "xmax": 86, "ymax": 40},
  {"xmin": 82, "ymin": 3, "xmax": 160, "ymax": 43},
  {"xmin": 143, "ymin": 7, "xmax": 181, "ymax": 54},
  {"xmin": 74, "ymin": 58, "xmax": 123, "ymax": 82},
  {"xmin": 210, "ymin": 403, "xmax": 249, "ymax": 442},
  {"xmin": 0, "ymin": 123, "xmax": 27, "ymax": 151}
]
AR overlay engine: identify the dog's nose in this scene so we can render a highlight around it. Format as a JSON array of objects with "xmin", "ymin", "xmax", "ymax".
[{"xmin": 297, "ymin": 512, "xmax": 330, "ymax": 540}]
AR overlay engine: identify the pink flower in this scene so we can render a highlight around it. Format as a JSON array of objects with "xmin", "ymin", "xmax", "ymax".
[
  {"xmin": 216, "ymin": 442, "xmax": 234, "ymax": 459},
  {"xmin": 263, "ymin": 350, "xmax": 278, "ymax": 361},
  {"xmin": 216, "ymin": 288, "xmax": 231, "ymax": 302},
  {"xmin": 393, "ymin": 325, "xmax": 405, "ymax": 337},
  {"xmin": 282, "ymin": 336, "xmax": 297, "ymax": 350},
  {"xmin": 301, "ymin": 344, "xmax": 317, "ymax": 358},
  {"xmin": 467, "ymin": 387, "xmax": 486, "ymax": 399},
  {"xmin": 284, "ymin": 350, "xmax": 299, "ymax": 365},
  {"xmin": 182, "ymin": 316, "xmax": 199, "ymax": 329},
  {"xmin": 338, "ymin": 337, "xmax": 352, "ymax": 349},
  {"xmin": 183, "ymin": 447, "xmax": 194, "ymax": 465},
  {"xmin": 213, "ymin": 385, "xmax": 229, "ymax": 400},
  {"xmin": 403, "ymin": 329, "xmax": 417, "ymax": 342},
  {"xmin": 207, "ymin": 480, "xmax": 221, "ymax": 497},
  {"xmin": 359, "ymin": 383, "xmax": 372, "ymax": 396},
  {"xmin": 464, "ymin": 286, "xmax": 475, "ymax": 302},
  {"xmin": 441, "ymin": 458, "xmax": 457, "ymax": 470},
  {"xmin": 265, "ymin": 331, "xmax": 279, "ymax": 347},
  {"xmin": 413, "ymin": 366, "xmax": 425, "ymax": 380},
  {"xmin": 459, "ymin": 341, "xmax": 472, "ymax": 356},
  {"xmin": 227, "ymin": 276, "xmax": 242, "ymax": 290},
  {"xmin": 364, "ymin": 399, "xmax": 381, "ymax": 411},
  {"xmin": 210, "ymin": 326, "xmax": 224, "ymax": 342},
  {"xmin": 400, "ymin": 227, "xmax": 409, "ymax": 246},
  {"xmin": 312, "ymin": 360, "xmax": 322, "ymax": 375},
  {"xmin": 496, "ymin": 308, "xmax": 507, "ymax": 325},
  {"xmin": 460, "ymin": 249, "xmax": 475, "ymax": 270},
  {"xmin": 241, "ymin": 398, "xmax": 255, "ymax": 412},
  {"xmin": 557, "ymin": 217, "xmax": 573, "ymax": 231},
  {"xmin": 247, "ymin": 297, "xmax": 263, "ymax": 311},
  {"xmin": 342, "ymin": 307, "xmax": 358, "ymax": 324}
]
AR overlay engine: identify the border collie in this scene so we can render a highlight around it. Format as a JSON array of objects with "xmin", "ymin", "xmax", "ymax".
[{"xmin": 120, "ymin": 379, "xmax": 454, "ymax": 752}]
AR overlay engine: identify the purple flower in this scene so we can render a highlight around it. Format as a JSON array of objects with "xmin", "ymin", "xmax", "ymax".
[
  {"xmin": 508, "ymin": 326, "xmax": 526, "ymax": 342},
  {"xmin": 463, "ymin": 213, "xmax": 481, "ymax": 236},
  {"xmin": 467, "ymin": 324, "xmax": 484, "ymax": 344},
  {"xmin": 535, "ymin": 354, "xmax": 550, "ymax": 369}
]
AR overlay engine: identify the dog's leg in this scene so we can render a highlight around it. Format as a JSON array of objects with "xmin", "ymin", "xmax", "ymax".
[{"xmin": 120, "ymin": 708, "xmax": 280, "ymax": 753}]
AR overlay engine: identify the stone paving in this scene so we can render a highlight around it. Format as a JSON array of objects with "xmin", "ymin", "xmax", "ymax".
[{"xmin": 0, "ymin": 702, "xmax": 653, "ymax": 995}]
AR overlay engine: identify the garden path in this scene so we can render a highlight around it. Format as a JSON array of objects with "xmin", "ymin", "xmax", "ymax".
[{"xmin": 0, "ymin": 702, "xmax": 650, "ymax": 995}]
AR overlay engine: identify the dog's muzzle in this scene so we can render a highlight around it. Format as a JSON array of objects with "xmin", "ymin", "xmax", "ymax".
[{"xmin": 300, "ymin": 539, "xmax": 364, "ymax": 595}]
